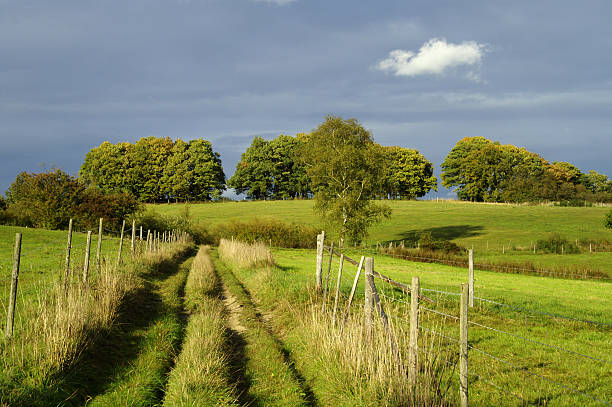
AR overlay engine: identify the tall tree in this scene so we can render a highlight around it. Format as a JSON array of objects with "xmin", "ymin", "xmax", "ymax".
[
  {"xmin": 382, "ymin": 146, "xmax": 437, "ymax": 199},
  {"xmin": 298, "ymin": 116, "xmax": 391, "ymax": 244}
]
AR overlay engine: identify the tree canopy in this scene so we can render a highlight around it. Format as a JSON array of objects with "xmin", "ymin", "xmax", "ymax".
[
  {"xmin": 297, "ymin": 116, "xmax": 391, "ymax": 244},
  {"xmin": 80, "ymin": 137, "xmax": 225, "ymax": 202},
  {"xmin": 228, "ymin": 135, "xmax": 310, "ymax": 200},
  {"xmin": 381, "ymin": 146, "xmax": 437, "ymax": 199},
  {"xmin": 441, "ymin": 136, "xmax": 611, "ymax": 203}
]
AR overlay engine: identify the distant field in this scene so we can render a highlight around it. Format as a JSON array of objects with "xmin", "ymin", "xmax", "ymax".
[{"xmin": 150, "ymin": 200, "xmax": 612, "ymax": 276}]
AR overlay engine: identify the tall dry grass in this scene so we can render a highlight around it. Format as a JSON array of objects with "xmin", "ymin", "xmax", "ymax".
[
  {"xmin": 218, "ymin": 238, "xmax": 273, "ymax": 269},
  {"xmin": 303, "ymin": 299, "xmax": 455, "ymax": 406},
  {"xmin": 0, "ymin": 264, "xmax": 138, "ymax": 401}
]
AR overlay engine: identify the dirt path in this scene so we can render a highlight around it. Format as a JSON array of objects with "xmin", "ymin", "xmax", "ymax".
[{"xmin": 222, "ymin": 285, "xmax": 246, "ymax": 333}]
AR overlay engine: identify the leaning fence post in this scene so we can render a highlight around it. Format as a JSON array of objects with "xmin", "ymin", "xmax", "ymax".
[
  {"xmin": 5, "ymin": 233, "xmax": 22, "ymax": 338},
  {"xmin": 408, "ymin": 276, "xmax": 419, "ymax": 387},
  {"xmin": 63, "ymin": 219, "xmax": 73, "ymax": 293},
  {"xmin": 131, "ymin": 220, "xmax": 136, "ymax": 259},
  {"xmin": 468, "ymin": 249, "xmax": 474, "ymax": 307},
  {"xmin": 96, "ymin": 218, "xmax": 103, "ymax": 272},
  {"xmin": 117, "ymin": 219, "xmax": 125, "ymax": 265},
  {"xmin": 460, "ymin": 283, "xmax": 469, "ymax": 407},
  {"xmin": 364, "ymin": 257, "xmax": 374, "ymax": 335},
  {"xmin": 146, "ymin": 230, "xmax": 151, "ymax": 253},
  {"xmin": 341, "ymin": 256, "xmax": 364, "ymax": 334},
  {"xmin": 322, "ymin": 242, "xmax": 334, "ymax": 309},
  {"xmin": 315, "ymin": 232, "xmax": 325, "ymax": 292},
  {"xmin": 332, "ymin": 254, "xmax": 344, "ymax": 325},
  {"xmin": 83, "ymin": 231, "xmax": 92, "ymax": 282}
]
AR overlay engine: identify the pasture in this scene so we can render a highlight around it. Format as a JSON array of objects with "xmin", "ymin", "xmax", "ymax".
[{"xmin": 152, "ymin": 200, "xmax": 612, "ymax": 277}]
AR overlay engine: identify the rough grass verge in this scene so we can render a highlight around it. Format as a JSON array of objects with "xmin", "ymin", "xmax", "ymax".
[{"xmin": 218, "ymin": 238, "xmax": 272, "ymax": 269}]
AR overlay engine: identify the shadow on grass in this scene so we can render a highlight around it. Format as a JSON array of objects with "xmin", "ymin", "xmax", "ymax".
[
  {"xmin": 9, "ymin": 247, "xmax": 196, "ymax": 407},
  {"xmin": 391, "ymin": 225, "xmax": 485, "ymax": 245}
]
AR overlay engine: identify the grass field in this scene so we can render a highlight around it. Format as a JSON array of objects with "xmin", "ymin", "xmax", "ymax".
[
  {"xmin": 223, "ymin": 245, "xmax": 611, "ymax": 406},
  {"xmin": 150, "ymin": 200, "xmax": 612, "ymax": 276}
]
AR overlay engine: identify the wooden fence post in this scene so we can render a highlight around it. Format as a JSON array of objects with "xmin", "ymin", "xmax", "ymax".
[
  {"xmin": 5, "ymin": 233, "xmax": 22, "ymax": 338},
  {"xmin": 332, "ymin": 254, "xmax": 344, "ymax": 325},
  {"xmin": 322, "ymin": 242, "xmax": 334, "ymax": 309},
  {"xmin": 146, "ymin": 230, "xmax": 151, "ymax": 253},
  {"xmin": 315, "ymin": 232, "xmax": 325, "ymax": 292},
  {"xmin": 83, "ymin": 231, "xmax": 92, "ymax": 282},
  {"xmin": 131, "ymin": 220, "xmax": 136, "ymax": 259},
  {"xmin": 96, "ymin": 218, "xmax": 103, "ymax": 272},
  {"xmin": 63, "ymin": 219, "xmax": 73, "ymax": 293},
  {"xmin": 468, "ymin": 249, "xmax": 474, "ymax": 307},
  {"xmin": 341, "ymin": 256, "xmax": 364, "ymax": 334},
  {"xmin": 408, "ymin": 276, "xmax": 419, "ymax": 387},
  {"xmin": 460, "ymin": 283, "xmax": 469, "ymax": 407},
  {"xmin": 364, "ymin": 257, "xmax": 374, "ymax": 335},
  {"xmin": 117, "ymin": 219, "xmax": 125, "ymax": 264}
]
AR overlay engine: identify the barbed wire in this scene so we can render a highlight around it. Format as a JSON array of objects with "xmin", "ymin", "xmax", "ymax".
[
  {"xmin": 469, "ymin": 345, "xmax": 611, "ymax": 406},
  {"xmin": 473, "ymin": 296, "xmax": 612, "ymax": 327},
  {"xmin": 467, "ymin": 320, "xmax": 612, "ymax": 365}
]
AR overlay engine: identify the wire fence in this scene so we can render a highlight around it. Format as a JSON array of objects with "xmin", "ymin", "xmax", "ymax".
[{"xmin": 317, "ymin": 238, "xmax": 611, "ymax": 406}]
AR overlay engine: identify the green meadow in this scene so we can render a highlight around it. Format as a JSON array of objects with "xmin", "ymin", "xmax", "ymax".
[{"xmin": 151, "ymin": 200, "xmax": 612, "ymax": 276}]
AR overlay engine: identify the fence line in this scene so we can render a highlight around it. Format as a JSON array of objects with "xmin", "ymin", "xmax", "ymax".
[{"xmin": 315, "ymin": 233, "xmax": 611, "ymax": 406}]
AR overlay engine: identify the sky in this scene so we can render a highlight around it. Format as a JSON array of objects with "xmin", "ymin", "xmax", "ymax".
[{"xmin": 1, "ymin": 0, "xmax": 611, "ymax": 198}]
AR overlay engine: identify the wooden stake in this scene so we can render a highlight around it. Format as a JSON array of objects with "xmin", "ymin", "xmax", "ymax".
[
  {"xmin": 322, "ymin": 242, "xmax": 334, "ymax": 309},
  {"xmin": 63, "ymin": 219, "xmax": 73, "ymax": 293},
  {"xmin": 6, "ymin": 233, "xmax": 22, "ymax": 338},
  {"xmin": 364, "ymin": 257, "xmax": 374, "ymax": 335},
  {"xmin": 131, "ymin": 220, "xmax": 136, "ymax": 259},
  {"xmin": 117, "ymin": 219, "xmax": 125, "ymax": 264},
  {"xmin": 460, "ymin": 283, "xmax": 469, "ymax": 407},
  {"xmin": 315, "ymin": 232, "xmax": 325, "ymax": 292},
  {"xmin": 83, "ymin": 231, "xmax": 92, "ymax": 282},
  {"xmin": 332, "ymin": 254, "xmax": 344, "ymax": 325},
  {"xmin": 341, "ymin": 256, "xmax": 364, "ymax": 333},
  {"xmin": 408, "ymin": 276, "xmax": 419, "ymax": 387},
  {"xmin": 96, "ymin": 218, "xmax": 103, "ymax": 272},
  {"xmin": 468, "ymin": 249, "xmax": 474, "ymax": 307}
]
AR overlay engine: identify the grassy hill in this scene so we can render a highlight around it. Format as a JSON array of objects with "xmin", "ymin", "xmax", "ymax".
[{"xmin": 150, "ymin": 200, "xmax": 612, "ymax": 276}]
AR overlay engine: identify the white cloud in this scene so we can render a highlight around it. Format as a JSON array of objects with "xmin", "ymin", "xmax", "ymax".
[{"xmin": 376, "ymin": 38, "xmax": 488, "ymax": 80}]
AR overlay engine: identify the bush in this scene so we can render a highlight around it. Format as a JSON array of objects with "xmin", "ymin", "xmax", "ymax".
[
  {"xmin": 132, "ymin": 207, "xmax": 214, "ymax": 245},
  {"xmin": 606, "ymin": 209, "xmax": 612, "ymax": 229},
  {"xmin": 417, "ymin": 232, "xmax": 464, "ymax": 254},
  {"xmin": 214, "ymin": 219, "xmax": 319, "ymax": 248},
  {"xmin": 536, "ymin": 233, "xmax": 580, "ymax": 254}
]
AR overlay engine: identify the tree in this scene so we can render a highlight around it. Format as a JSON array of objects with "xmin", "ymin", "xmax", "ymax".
[
  {"xmin": 228, "ymin": 135, "xmax": 309, "ymax": 200},
  {"xmin": 382, "ymin": 146, "xmax": 437, "ymax": 199},
  {"xmin": 606, "ymin": 209, "xmax": 612, "ymax": 229},
  {"xmin": 298, "ymin": 116, "xmax": 391, "ymax": 244},
  {"xmin": 81, "ymin": 137, "xmax": 225, "ymax": 202}
]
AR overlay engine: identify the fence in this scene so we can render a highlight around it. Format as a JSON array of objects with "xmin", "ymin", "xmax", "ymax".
[
  {"xmin": 314, "ymin": 232, "xmax": 611, "ymax": 406},
  {"xmin": 2, "ymin": 218, "xmax": 190, "ymax": 339}
]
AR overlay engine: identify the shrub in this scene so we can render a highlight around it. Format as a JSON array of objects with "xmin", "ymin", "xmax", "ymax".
[
  {"xmin": 535, "ymin": 233, "xmax": 580, "ymax": 254},
  {"xmin": 416, "ymin": 232, "xmax": 464, "ymax": 254},
  {"xmin": 214, "ymin": 219, "xmax": 319, "ymax": 248},
  {"xmin": 132, "ymin": 207, "xmax": 214, "ymax": 245},
  {"xmin": 606, "ymin": 209, "xmax": 612, "ymax": 229}
]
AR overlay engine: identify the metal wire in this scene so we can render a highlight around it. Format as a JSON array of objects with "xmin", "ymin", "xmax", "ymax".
[
  {"xmin": 473, "ymin": 296, "xmax": 612, "ymax": 327},
  {"xmin": 468, "ymin": 320, "xmax": 612, "ymax": 365},
  {"xmin": 469, "ymin": 345, "xmax": 612, "ymax": 406},
  {"xmin": 420, "ymin": 306, "xmax": 460, "ymax": 321},
  {"xmin": 420, "ymin": 287, "xmax": 462, "ymax": 297},
  {"xmin": 418, "ymin": 325, "xmax": 461, "ymax": 344}
]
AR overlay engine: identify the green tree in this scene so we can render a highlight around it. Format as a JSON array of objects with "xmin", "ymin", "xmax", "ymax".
[
  {"xmin": 184, "ymin": 139, "xmax": 226, "ymax": 200},
  {"xmin": 382, "ymin": 146, "xmax": 437, "ymax": 199},
  {"xmin": 548, "ymin": 161, "xmax": 582, "ymax": 184},
  {"xmin": 80, "ymin": 141, "xmax": 132, "ymax": 194},
  {"xmin": 298, "ymin": 116, "xmax": 391, "ymax": 244},
  {"xmin": 606, "ymin": 209, "xmax": 612, "ymax": 229},
  {"xmin": 228, "ymin": 135, "xmax": 309, "ymax": 200}
]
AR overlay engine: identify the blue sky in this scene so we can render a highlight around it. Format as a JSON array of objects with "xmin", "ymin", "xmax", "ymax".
[{"xmin": 1, "ymin": 0, "xmax": 611, "ymax": 198}]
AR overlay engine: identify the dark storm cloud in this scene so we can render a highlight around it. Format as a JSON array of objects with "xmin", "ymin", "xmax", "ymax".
[{"xmin": 1, "ymin": 0, "xmax": 611, "ymax": 196}]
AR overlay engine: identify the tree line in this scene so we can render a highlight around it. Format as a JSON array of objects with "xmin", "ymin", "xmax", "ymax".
[{"xmin": 441, "ymin": 136, "xmax": 612, "ymax": 204}]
